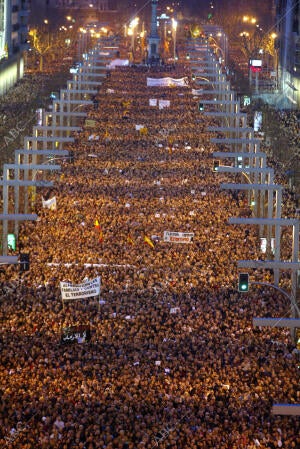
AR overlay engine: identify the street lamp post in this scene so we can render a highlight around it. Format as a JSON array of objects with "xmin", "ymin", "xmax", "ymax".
[
  {"xmin": 44, "ymin": 19, "xmax": 50, "ymax": 48},
  {"xmin": 129, "ymin": 17, "xmax": 139, "ymax": 57},
  {"xmin": 270, "ymin": 32, "xmax": 279, "ymax": 89},
  {"xmin": 78, "ymin": 28, "xmax": 87, "ymax": 60},
  {"xmin": 172, "ymin": 18, "xmax": 177, "ymax": 61}
]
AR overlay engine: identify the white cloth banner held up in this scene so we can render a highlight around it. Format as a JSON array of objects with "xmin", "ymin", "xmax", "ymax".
[
  {"xmin": 146, "ymin": 77, "xmax": 189, "ymax": 87},
  {"xmin": 158, "ymin": 99, "xmax": 171, "ymax": 109},
  {"xmin": 149, "ymin": 98, "xmax": 157, "ymax": 106},
  {"xmin": 60, "ymin": 277, "xmax": 101, "ymax": 301},
  {"xmin": 42, "ymin": 196, "xmax": 57, "ymax": 211},
  {"xmin": 163, "ymin": 231, "xmax": 194, "ymax": 243}
]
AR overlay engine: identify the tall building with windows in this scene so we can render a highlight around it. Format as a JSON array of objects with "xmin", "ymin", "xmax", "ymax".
[
  {"xmin": 275, "ymin": 0, "xmax": 300, "ymax": 107},
  {"xmin": 0, "ymin": 0, "xmax": 29, "ymax": 95}
]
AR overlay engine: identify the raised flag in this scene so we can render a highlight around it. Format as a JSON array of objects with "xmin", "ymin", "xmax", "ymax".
[
  {"xmin": 144, "ymin": 235, "xmax": 155, "ymax": 249},
  {"xmin": 94, "ymin": 219, "xmax": 103, "ymax": 243},
  {"xmin": 127, "ymin": 235, "xmax": 134, "ymax": 245}
]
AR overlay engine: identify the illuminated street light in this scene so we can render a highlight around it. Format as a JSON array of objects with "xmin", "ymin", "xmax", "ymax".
[
  {"xmin": 130, "ymin": 17, "xmax": 139, "ymax": 30},
  {"xmin": 270, "ymin": 32, "xmax": 279, "ymax": 89},
  {"xmin": 129, "ymin": 17, "xmax": 139, "ymax": 55},
  {"xmin": 243, "ymin": 15, "xmax": 257, "ymax": 24},
  {"xmin": 172, "ymin": 18, "xmax": 177, "ymax": 61},
  {"xmin": 42, "ymin": 19, "xmax": 51, "ymax": 48}
]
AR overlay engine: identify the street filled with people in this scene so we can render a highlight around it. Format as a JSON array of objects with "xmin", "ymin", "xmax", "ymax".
[{"xmin": 0, "ymin": 43, "xmax": 299, "ymax": 449}]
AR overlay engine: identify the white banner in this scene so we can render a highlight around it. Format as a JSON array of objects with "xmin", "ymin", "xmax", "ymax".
[
  {"xmin": 107, "ymin": 59, "xmax": 129, "ymax": 69},
  {"xmin": 158, "ymin": 99, "xmax": 171, "ymax": 109},
  {"xmin": 191, "ymin": 89, "xmax": 203, "ymax": 95},
  {"xmin": 147, "ymin": 77, "xmax": 189, "ymax": 87},
  {"xmin": 42, "ymin": 196, "xmax": 57, "ymax": 211},
  {"xmin": 149, "ymin": 98, "xmax": 157, "ymax": 106},
  {"xmin": 163, "ymin": 231, "xmax": 194, "ymax": 244},
  {"xmin": 170, "ymin": 307, "xmax": 181, "ymax": 314},
  {"xmin": 60, "ymin": 277, "xmax": 101, "ymax": 301}
]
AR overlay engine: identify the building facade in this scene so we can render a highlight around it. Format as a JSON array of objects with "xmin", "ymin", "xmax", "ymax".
[
  {"xmin": 0, "ymin": 0, "xmax": 29, "ymax": 95},
  {"xmin": 276, "ymin": 0, "xmax": 300, "ymax": 108},
  {"xmin": 54, "ymin": 0, "xmax": 113, "ymax": 9}
]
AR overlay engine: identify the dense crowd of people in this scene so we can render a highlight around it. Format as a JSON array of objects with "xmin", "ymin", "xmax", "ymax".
[
  {"xmin": 277, "ymin": 110, "xmax": 300, "ymax": 152},
  {"xmin": 0, "ymin": 42, "xmax": 299, "ymax": 449},
  {"xmin": 0, "ymin": 70, "xmax": 71, "ymax": 165}
]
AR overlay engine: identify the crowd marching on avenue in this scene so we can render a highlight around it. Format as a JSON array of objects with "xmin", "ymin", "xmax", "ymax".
[{"xmin": 0, "ymin": 53, "xmax": 299, "ymax": 449}]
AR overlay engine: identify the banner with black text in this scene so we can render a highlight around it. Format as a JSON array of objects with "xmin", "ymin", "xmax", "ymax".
[{"xmin": 60, "ymin": 277, "xmax": 101, "ymax": 301}]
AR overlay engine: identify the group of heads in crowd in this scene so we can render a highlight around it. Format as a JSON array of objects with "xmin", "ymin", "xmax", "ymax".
[{"xmin": 0, "ymin": 56, "xmax": 299, "ymax": 449}]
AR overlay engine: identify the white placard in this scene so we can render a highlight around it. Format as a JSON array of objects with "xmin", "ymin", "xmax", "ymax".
[
  {"xmin": 164, "ymin": 231, "xmax": 194, "ymax": 244},
  {"xmin": 170, "ymin": 307, "xmax": 181, "ymax": 314},
  {"xmin": 60, "ymin": 277, "xmax": 100, "ymax": 301},
  {"xmin": 149, "ymin": 98, "xmax": 157, "ymax": 106},
  {"xmin": 158, "ymin": 99, "xmax": 171, "ymax": 109},
  {"xmin": 147, "ymin": 77, "xmax": 189, "ymax": 87},
  {"xmin": 42, "ymin": 196, "xmax": 57, "ymax": 211}
]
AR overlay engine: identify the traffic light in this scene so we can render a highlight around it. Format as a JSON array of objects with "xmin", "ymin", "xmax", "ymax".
[
  {"xmin": 213, "ymin": 160, "xmax": 220, "ymax": 171},
  {"xmin": 69, "ymin": 150, "xmax": 74, "ymax": 163},
  {"xmin": 198, "ymin": 102, "xmax": 204, "ymax": 111},
  {"xmin": 238, "ymin": 273, "xmax": 249, "ymax": 292},
  {"xmin": 20, "ymin": 253, "xmax": 30, "ymax": 272}
]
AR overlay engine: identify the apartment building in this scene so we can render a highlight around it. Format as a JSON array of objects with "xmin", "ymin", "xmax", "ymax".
[
  {"xmin": 275, "ymin": 0, "xmax": 300, "ymax": 108},
  {"xmin": 0, "ymin": 0, "xmax": 29, "ymax": 95}
]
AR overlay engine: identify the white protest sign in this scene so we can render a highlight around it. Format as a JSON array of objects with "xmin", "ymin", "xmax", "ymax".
[
  {"xmin": 60, "ymin": 277, "xmax": 100, "ymax": 301},
  {"xmin": 147, "ymin": 77, "xmax": 189, "ymax": 87},
  {"xmin": 164, "ymin": 231, "xmax": 194, "ymax": 244},
  {"xmin": 158, "ymin": 99, "xmax": 171, "ymax": 109},
  {"xmin": 149, "ymin": 98, "xmax": 157, "ymax": 106},
  {"xmin": 42, "ymin": 196, "xmax": 57, "ymax": 211},
  {"xmin": 170, "ymin": 307, "xmax": 181, "ymax": 314}
]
